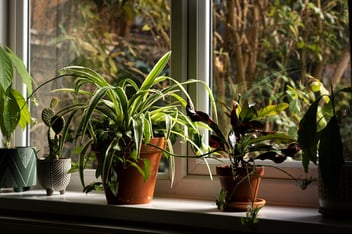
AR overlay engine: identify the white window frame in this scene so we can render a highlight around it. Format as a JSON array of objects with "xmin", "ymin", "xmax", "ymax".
[
  {"xmin": 156, "ymin": 0, "xmax": 319, "ymax": 207},
  {"xmin": 0, "ymin": 0, "xmax": 30, "ymax": 147},
  {"xmin": 5, "ymin": 0, "xmax": 319, "ymax": 207}
]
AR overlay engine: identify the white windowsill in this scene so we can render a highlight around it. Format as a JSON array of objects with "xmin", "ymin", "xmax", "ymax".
[{"xmin": 0, "ymin": 189, "xmax": 351, "ymax": 233}]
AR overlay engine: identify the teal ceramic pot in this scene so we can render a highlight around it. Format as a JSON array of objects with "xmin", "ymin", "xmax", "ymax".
[{"xmin": 0, "ymin": 147, "xmax": 37, "ymax": 192}]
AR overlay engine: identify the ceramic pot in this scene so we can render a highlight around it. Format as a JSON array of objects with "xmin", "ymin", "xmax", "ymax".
[
  {"xmin": 0, "ymin": 147, "xmax": 37, "ymax": 192},
  {"xmin": 104, "ymin": 137, "xmax": 166, "ymax": 205},
  {"xmin": 216, "ymin": 165, "xmax": 265, "ymax": 211},
  {"xmin": 37, "ymin": 158, "xmax": 71, "ymax": 195},
  {"xmin": 319, "ymin": 162, "xmax": 352, "ymax": 217}
]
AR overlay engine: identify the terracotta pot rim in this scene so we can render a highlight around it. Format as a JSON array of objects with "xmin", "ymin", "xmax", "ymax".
[
  {"xmin": 139, "ymin": 137, "xmax": 166, "ymax": 154},
  {"xmin": 216, "ymin": 164, "xmax": 264, "ymax": 177}
]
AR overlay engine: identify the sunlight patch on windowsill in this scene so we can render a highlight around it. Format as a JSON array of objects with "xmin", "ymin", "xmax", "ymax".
[{"xmin": 0, "ymin": 189, "xmax": 351, "ymax": 233}]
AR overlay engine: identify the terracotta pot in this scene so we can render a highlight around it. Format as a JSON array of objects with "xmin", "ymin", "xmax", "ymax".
[
  {"xmin": 216, "ymin": 165, "xmax": 265, "ymax": 211},
  {"xmin": 318, "ymin": 162, "xmax": 352, "ymax": 217},
  {"xmin": 37, "ymin": 158, "xmax": 71, "ymax": 196},
  {"xmin": 105, "ymin": 137, "xmax": 166, "ymax": 205}
]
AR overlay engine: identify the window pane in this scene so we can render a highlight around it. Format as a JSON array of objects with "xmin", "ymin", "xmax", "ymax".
[
  {"xmin": 212, "ymin": 0, "xmax": 351, "ymax": 160},
  {"xmin": 30, "ymin": 0, "xmax": 171, "ymax": 171}
]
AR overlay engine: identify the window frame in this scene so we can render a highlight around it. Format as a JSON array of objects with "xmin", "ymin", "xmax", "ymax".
[
  {"xmin": 5, "ymin": 0, "xmax": 320, "ymax": 207},
  {"xmin": 156, "ymin": 0, "xmax": 319, "ymax": 207}
]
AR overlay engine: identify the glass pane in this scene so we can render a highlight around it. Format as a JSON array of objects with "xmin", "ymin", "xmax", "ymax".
[
  {"xmin": 212, "ymin": 0, "xmax": 351, "ymax": 160},
  {"xmin": 30, "ymin": 0, "xmax": 171, "ymax": 171}
]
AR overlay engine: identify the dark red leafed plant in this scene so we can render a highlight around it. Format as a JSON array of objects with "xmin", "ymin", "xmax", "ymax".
[
  {"xmin": 186, "ymin": 96, "xmax": 301, "ymax": 170},
  {"xmin": 186, "ymin": 95, "xmax": 312, "ymax": 220}
]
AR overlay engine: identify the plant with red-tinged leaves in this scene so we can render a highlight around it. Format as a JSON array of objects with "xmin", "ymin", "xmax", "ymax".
[
  {"xmin": 187, "ymin": 95, "xmax": 312, "ymax": 221},
  {"xmin": 186, "ymin": 96, "xmax": 311, "ymax": 188}
]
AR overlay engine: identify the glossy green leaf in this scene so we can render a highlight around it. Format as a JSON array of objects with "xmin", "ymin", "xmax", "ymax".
[
  {"xmin": 143, "ymin": 112, "xmax": 152, "ymax": 142},
  {"xmin": 132, "ymin": 115, "xmax": 144, "ymax": 156},
  {"xmin": 297, "ymin": 96, "xmax": 321, "ymax": 172},
  {"xmin": 142, "ymin": 158, "xmax": 150, "ymax": 182},
  {"xmin": 256, "ymin": 103, "xmax": 289, "ymax": 119},
  {"xmin": 11, "ymin": 88, "xmax": 30, "ymax": 130},
  {"xmin": 6, "ymin": 48, "xmax": 34, "ymax": 95},
  {"xmin": 140, "ymin": 51, "xmax": 171, "ymax": 90},
  {"xmin": 0, "ymin": 47, "xmax": 13, "ymax": 91},
  {"xmin": 0, "ymin": 93, "xmax": 18, "ymax": 140}
]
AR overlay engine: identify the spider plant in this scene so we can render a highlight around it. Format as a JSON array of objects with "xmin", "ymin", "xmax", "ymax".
[{"xmin": 51, "ymin": 51, "xmax": 215, "ymax": 196}]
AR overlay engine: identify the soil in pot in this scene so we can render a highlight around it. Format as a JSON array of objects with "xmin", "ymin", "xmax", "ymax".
[{"xmin": 216, "ymin": 165, "xmax": 265, "ymax": 211}]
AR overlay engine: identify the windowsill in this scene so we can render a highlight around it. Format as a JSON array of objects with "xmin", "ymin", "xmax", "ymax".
[{"xmin": 0, "ymin": 190, "xmax": 351, "ymax": 233}]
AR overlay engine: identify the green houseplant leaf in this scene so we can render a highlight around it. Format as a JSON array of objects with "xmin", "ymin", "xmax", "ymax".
[
  {"xmin": 298, "ymin": 83, "xmax": 352, "ymax": 190},
  {"xmin": 256, "ymin": 103, "xmax": 289, "ymax": 119},
  {"xmin": 6, "ymin": 48, "xmax": 34, "ymax": 95},
  {"xmin": 0, "ymin": 47, "xmax": 13, "ymax": 91},
  {"xmin": 297, "ymin": 96, "xmax": 321, "ymax": 172},
  {"xmin": 0, "ymin": 90, "xmax": 21, "ymax": 139},
  {"xmin": 0, "ymin": 45, "xmax": 34, "ymax": 147}
]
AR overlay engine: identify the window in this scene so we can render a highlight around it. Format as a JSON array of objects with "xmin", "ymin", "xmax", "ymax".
[
  {"xmin": 3, "ymin": 0, "xmax": 350, "ymax": 207},
  {"xmin": 29, "ymin": 0, "xmax": 171, "ymax": 172},
  {"xmin": 176, "ymin": 0, "xmax": 350, "ymax": 206}
]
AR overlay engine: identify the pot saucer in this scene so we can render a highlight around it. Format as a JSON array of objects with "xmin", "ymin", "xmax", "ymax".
[{"xmin": 223, "ymin": 198, "xmax": 266, "ymax": 212}]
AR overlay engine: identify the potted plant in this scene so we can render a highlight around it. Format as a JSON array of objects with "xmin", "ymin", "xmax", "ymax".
[
  {"xmin": 0, "ymin": 45, "xmax": 37, "ymax": 192},
  {"xmin": 36, "ymin": 97, "xmax": 74, "ymax": 195},
  {"xmin": 51, "ymin": 51, "xmax": 214, "ymax": 204},
  {"xmin": 186, "ymin": 95, "xmax": 309, "ymax": 216},
  {"xmin": 297, "ymin": 79, "xmax": 352, "ymax": 217}
]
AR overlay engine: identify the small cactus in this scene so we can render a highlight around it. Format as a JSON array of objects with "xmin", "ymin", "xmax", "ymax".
[
  {"xmin": 41, "ymin": 107, "xmax": 55, "ymax": 126},
  {"xmin": 42, "ymin": 98, "xmax": 65, "ymax": 160}
]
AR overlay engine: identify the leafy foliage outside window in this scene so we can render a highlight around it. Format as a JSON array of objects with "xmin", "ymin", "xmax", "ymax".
[
  {"xmin": 30, "ymin": 0, "xmax": 171, "ymax": 170},
  {"xmin": 30, "ymin": 0, "xmax": 351, "ymax": 168},
  {"xmin": 212, "ymin": 0, "xmax": 351, "ymax": 150}
]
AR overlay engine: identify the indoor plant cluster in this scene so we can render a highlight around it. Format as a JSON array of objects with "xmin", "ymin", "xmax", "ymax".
[
  {"xmin": 0, "ymin": 45, "xmax": 37, "ymax": 192},
  {"xmin": 186, "ymin": 95, "xmax": 310, "ymax": 216},
  {"xmin": 298, "ymin": 79, "xmax": 352, "ymax": 216},
  {"xmin": 51, "ymin": 51, "xmax": 214, "ymax": 204},
  {"xmin": 36, "ymin": 97, "xmax": 74, "ymax": 195}
]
